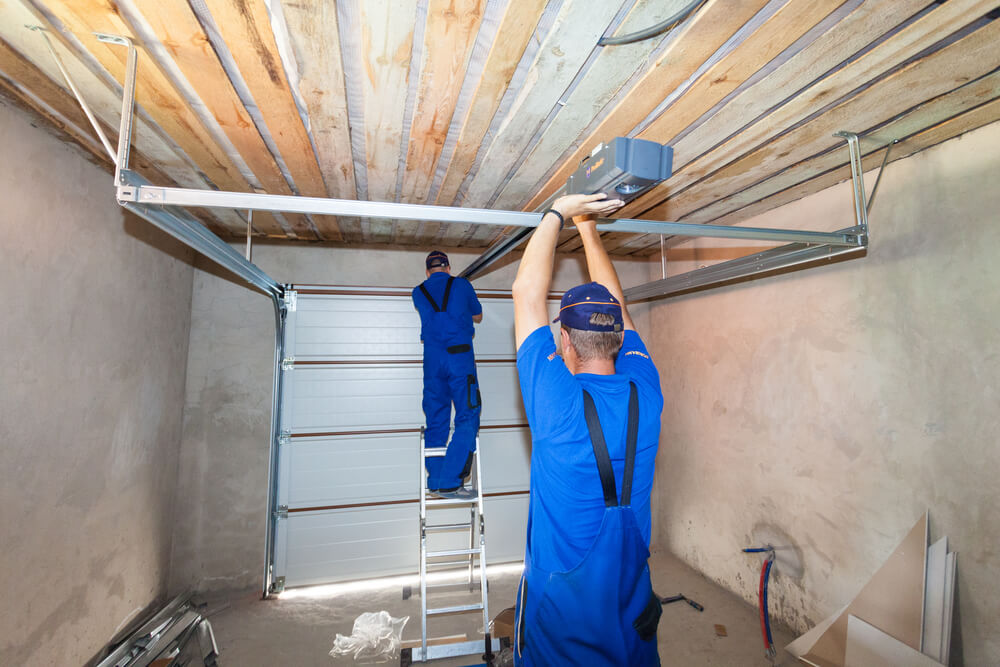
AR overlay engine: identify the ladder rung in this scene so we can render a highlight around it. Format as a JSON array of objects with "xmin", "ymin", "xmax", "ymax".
[
  {"xmin": 425, "ymin": 496, "xmax": 478, "ymax": 506},
  {"xmin": 427, "ymin": 603, "xmax": 483, "ymax": 616},
  {"xmin": 427, "ymin": 548, "xmax": 481, "ymax": 558},
  {"xmin": 425, "ymin": 522, "xmax": 472, "ymax": 532},
  {"xmin": 424, "ymin": 449, "xmax": 448, "ymax": 458},
  {"xmin": 425, "ymin": 560, "xmax": 471, "ymax": 569}
]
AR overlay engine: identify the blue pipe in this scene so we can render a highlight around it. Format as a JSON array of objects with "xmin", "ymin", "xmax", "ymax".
[{"xmin": 763, "ymin": 558, "xmax": 774, "ymax": 647}]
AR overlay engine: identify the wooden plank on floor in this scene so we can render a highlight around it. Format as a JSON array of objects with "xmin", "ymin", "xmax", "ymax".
[
  {"xmin": 458, "ymin": 0, "xmax": 624, "ymax": 208},
  {"xmin": 489, "ymin": 0, "xmax": 693, "ymax": 212},
  {"xmin": 634, "ymin": 14, "xmax": 1000, "ymax": 226},
  {"xmin": 432, "ymin": 0, "xmax": 545, "ymax": 208},
  {"xmin": 131, "ymin": 0, "xmax": 319, "ymax": 239},
  {"xmin": 280, "ymin": 1, "xmax": 361, "ymax": 242},
  {"xmin": 202, "ymin": 0, "xmax": 342, "ymax": 240},
  {"xmin": 620, "ymin": 0, "xmax": 998, "ymax": 221},
  {"xmin": 520, "ymin": 0, "xmax": 772, "ymax": 212},
  {"xmin": 613, "ymin": 71, "xmax": 1000, "ymax": 253},
  {"xmin": 400, "ymin": 0, "xmax": 485, "ymax": 205}
]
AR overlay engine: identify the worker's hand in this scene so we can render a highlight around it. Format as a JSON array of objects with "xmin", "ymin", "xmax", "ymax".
[{"xmin": 551, "ymin": 193, "xmax": 624, "ymax": 220}]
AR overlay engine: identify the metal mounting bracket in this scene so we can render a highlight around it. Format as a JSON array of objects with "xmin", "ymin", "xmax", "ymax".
[
  {"xmin": 281, "ymin": 357, "xmax": 295, "ymax": 371},
  {"xmin": 283, "ymin": 290, "xmax": 297, "ymax": 313}
]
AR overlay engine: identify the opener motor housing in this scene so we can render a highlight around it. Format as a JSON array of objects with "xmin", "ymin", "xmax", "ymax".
[{"xmin": 566, "ymin": 137, "xmax": 673, "ymax": 204}]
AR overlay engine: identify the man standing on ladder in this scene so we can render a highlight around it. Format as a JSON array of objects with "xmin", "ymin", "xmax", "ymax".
[
  {"xmin": 413, "ymin": 250, "xmax": 484, "ymax": 496},
  {"xmin": 511, "ymin": 194, "xmax": 664, "ymax": 666}
]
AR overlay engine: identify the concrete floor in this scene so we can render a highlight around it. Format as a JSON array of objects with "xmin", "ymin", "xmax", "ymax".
[{"xmin": 207, "ymin": 551, "xmax": 795, "ymax": 666}]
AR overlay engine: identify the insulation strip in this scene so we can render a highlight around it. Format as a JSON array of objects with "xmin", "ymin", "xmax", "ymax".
[
  {"xmin": 336, "ymin": 0, "xmax": 369, "ymax": 201},
  {"xmin": 394, "ymin": 0, "xmax": 430, "ymax": 203}
]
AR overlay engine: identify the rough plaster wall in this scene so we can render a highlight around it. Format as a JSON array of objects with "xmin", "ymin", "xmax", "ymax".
[
  {"xmin": 647, "ymin": 121, "xmax": 1000, "ymax": 665},
  {"xmin": 170, "ymin": 245, "xmax": 652, "ymax": 593},
  {"xmin": 0, "ymin": 101, "xmax": 195, "ymax": 665}
]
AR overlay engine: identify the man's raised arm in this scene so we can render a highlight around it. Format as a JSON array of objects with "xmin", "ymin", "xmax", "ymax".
[
  {"xmin": 574, "ymin": 217, "xmax": 635, "ymax": 331},
  {"xmin": 512, "ymin": 194, "xmax": 625, "ymax": 348}
]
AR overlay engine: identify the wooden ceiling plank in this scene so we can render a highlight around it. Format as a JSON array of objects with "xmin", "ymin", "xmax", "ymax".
[
  {"xmin": 520, "ymin": 0, "xmax": 772, "ymax": 213},
  {"xmin": 618, "ymin": 95, "xmax": 1000, "ymax": 256},
  {"xmin": 432, "ymin": 0, "xmax": 545, "ymax": 208},
  {"xmin": 201, "ymin": 0, "xmax": 341, "ymax": 240},
  {"xmin": 458, "ymin": 0, "xmax": 624, "ymax": 209},
  {"xmin": 620, "ymin": 0, "xmax": 995, "ymax": 219},
  {"xmin": 663, "ymin": 0, "xmax": 934, "ymax": 186},
  {"xmin": 490, "ymin": 0, "xmax": 722, "ymax": 212},
  {"xmin": 0, "ymin": 5, "xmax": 248, "ymax": 234},
  {"xmin": 0, "ymin": 37, "xmax": 233, "ymax": 236},
  {"xmin": 279, "ymin": 1, "xmax": 361, "ymax": 243},
  {"xmin": 682, "ymin": 70, "xmax": 1000, "ymax": 225},
  {"xmin": 636, "ymin": 16, "xmax": 1000, "ymax": 224},
  {"xmin": 129, "ymin": 0, "xmax": 317, "ymax": 239},
  {"xmin": 354, "ymin": 0, "xmax": 418, "ymax": 204},
  {"xmin": 400, "ymin": 0, "xmax": 485, "ymax": 205}
]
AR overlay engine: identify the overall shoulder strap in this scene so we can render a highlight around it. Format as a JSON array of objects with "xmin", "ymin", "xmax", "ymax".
[
  {"xmin": 441, "ymin": 276, "xmax": 456, "ymax": 311},
  {"xmin": 581, "ymin": 389, "xmax": 618, "ymax": 507},
  {"xmin": 620, "ymin": 382, "xmax": 639, "ymax": 506},
  {"xmin": 418, "ymin": 282, "xmax": 441, "ymax": 312}
]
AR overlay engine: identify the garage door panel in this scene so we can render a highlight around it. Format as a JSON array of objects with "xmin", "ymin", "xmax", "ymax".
[
  {"xmin": 278, "ymin": 497, "xmax": 526, "ymax": 586},
  {"xmin": 283, "ymin": 363, "xmax": 525, "ymax": 432},
  {"xmin": 279, "ymin": 428, "xmax": 530, "ymax": 508},
  {"xmin": 290, "ymin": 294, "xmax": 519, "ymax": 362}
]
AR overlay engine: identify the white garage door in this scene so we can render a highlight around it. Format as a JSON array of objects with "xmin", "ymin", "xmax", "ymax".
[{"xmin": 271, "ymin": 285, "xmax": 556, "ymax": 588}]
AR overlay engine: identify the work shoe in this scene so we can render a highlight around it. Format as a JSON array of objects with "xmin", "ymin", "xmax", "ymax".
[{"xmin": 430, "ymin": 487, "xmax": 477, "ymax": 500}]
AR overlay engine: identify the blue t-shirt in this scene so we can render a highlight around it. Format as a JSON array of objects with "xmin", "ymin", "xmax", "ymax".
[
  {"xmin": 412, "ymin": 273, "xmax": 482, "ymax": 349},
  {"xmin": 516, "ymin": 325, "xmax": 663, "ymax": 574}
]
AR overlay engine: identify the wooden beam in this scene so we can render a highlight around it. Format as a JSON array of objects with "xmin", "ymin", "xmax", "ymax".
[
  {"xmin": 400, "ymin": 0, "xmax": 485, "ymax": 205},
  {"xmin": 458, "ymin": 0, "xmax": 624, "ymax": 209},
  {"xmin": 623, "ymin": 97, "xmax": 1000, "ymax": 256},
  {"xmin": 280, "ymin": 0, "xmax": 361, "ymax": 242},
  {"xmin": 520, "ymin": 0, "xmax": 772, "ymax": 212},
  {"xmin": 620, "ymin": 0, "xmax": 997, "ymax": 220},
  {"xmin": 634, "ymin": 13, "xmax": 1000, "ymax": 226},
  {"xmin": 201, "ymin": 0, "xmax": 342, "ymax": 240},
  {"xmin": 130, "ymin": 0, "xmax": 320, "ymax": 239}
]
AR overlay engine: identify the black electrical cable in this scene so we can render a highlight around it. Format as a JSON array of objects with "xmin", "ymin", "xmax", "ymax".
[{"xmin": 598, "ymin": 0, "xmax": 707, "ymax": 46}]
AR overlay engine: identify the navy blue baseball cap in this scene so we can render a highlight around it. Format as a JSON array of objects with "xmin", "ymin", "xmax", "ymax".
[
  {"xmin": 553, "ymin": 282, "xmax": 624, "ymax": 332},
  {"xmin": 426, "ymin": 250, "xmax": 449, "ymax": 269}
]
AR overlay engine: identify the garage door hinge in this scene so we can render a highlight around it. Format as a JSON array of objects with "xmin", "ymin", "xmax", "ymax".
[
  {"xmin": 275, "ymin": 505, "xmax": 289, "ymax": 519},
  {"xmin": 283, "ymin": 290, "xmax": 297, "ymax": 312},
  {"xmin": 278, "ymin": 430, "xmax": 291, "ymax": 446},
  {"xmin": 281, "ymin": 356, "xmax": 295, "ymax": 370},
  {"xmin": 270, "ymin": 576, "xmax": 285, "ymax": 594}
]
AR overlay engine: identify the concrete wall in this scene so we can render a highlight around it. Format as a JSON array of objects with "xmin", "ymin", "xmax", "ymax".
[
  {"xmin": 0, "ymin": 102, "xmax": 195, "ymax": 665},
  {"xmin": 169, "ymin": 244, "xmax": 653, "ymax": 593},
  {"xmin": 647, "ymin": 121, "xmax": 1000, "ymax": 665}
]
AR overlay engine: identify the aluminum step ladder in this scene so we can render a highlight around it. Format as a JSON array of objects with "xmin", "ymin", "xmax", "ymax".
[{"xmin": 413, "ymin": 430, "xmax": 497, "ymax": 663}]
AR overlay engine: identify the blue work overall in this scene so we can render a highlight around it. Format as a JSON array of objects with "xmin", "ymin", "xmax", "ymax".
[
  {"xmin": 515, "ymin": 383, "xmax": 661, "ymax": 666},
  {"xmin": 418, "ymin": 276, "xmax": 481, "ymax": 490}
]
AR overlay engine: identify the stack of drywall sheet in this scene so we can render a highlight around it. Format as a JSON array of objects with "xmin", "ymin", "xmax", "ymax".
[{"xmin": 785, "ymin": 513, "xmax": 957, "ymax": 667}]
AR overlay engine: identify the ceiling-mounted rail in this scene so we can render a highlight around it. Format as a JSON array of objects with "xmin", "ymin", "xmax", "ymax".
[{"xmin": 623, "ymin": 131, "xmax": 882, "ymax": 302}]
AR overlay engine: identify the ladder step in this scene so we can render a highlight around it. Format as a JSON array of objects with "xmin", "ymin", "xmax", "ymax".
[
  {"xmin": 425, "ymin": 560, "xmax": 471, "ymax": 569},
  {"xmin": 426, "ymin": 548, "xmax": 481, "ymax": 558},
  {"xmin": 427, "ymin": 603, "xmax": 483, "ymax": 616},
  {"xmin": 425, "ymin": 496, "xmax": 478, "ymax": 506},
  {"xmin": 424, "ymin": 448, "xmax": 448, "ymax": 458},
  {"xmin": 425, "ymin": 522, "xmax": 472, "ymax": 533}
]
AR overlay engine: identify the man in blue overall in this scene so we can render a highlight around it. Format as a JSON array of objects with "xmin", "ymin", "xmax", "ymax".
[
  {"xmin": 412, "ymin": 250, "xmax": 484, "ymax": 495},
  {"xmin": 511, "ymin": 194, "xmax": 663, "ymax": 666}
]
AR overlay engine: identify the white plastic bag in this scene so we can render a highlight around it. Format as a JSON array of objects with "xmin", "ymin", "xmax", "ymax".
[{"xmin": 329, "ymin": 611, "xmax": 409, "ymax": 663}]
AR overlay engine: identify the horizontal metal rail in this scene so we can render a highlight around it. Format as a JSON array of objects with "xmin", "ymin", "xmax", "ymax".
[
  {"xmin": 624, "ymin": 227, "xmax": 866, "ymax": 302},
  {"xmin": 119, "ymin": 172, "xmax": 282, "ymax": 299},
  {"xmin": 116, "ymin": 179, "xmax": 861, "ymax": 247}
]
